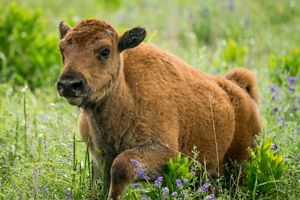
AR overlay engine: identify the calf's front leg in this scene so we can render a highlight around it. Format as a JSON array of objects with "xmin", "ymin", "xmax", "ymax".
[{"xmin": 108, "ymin": 140, "xmax": 176, "ymax": 200}]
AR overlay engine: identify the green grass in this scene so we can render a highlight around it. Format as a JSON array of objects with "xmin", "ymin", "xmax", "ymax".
[{"xmin": 0, "ymin": 0, "xmax": 300, "ymax": 199}]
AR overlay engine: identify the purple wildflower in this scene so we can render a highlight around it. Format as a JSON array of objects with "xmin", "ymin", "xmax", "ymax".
[
  {"xmin": 288, "ymin": 77, "xmax": 297, "ymax": 93},
  {"xmin": 289, "ymin": 87, "xmax": 295, "ymax": 93},
  {"xmin": 270, "ymin": 85, "xmax": 279, "ymax": 93},
  {"xmin": 270, "ymin": 85, "xmax": 280, "ymax": 100},
  {"xmin": 271, "ymin": 144, "xmax": 278, "ymax": 151},
  {"xmin": 135, "ymin": 169, "xmax": 150, "ymax": 180},
  {"xmin": 154, "ymin": 176, "xmax": 164, "ymax": 186},
  {"xmin": 172, "ymin": 191, "xmax": 178, "ymax": 197},
  {"xmin": 132, "ymin": 183, "xmax": 141, "ymax": 189},
  {"xmin": 201, "ymin": 182, "xmax": 211, "ymax": 192},
  {"xmin": 136, "ymin": 169, "xmax": 145, "ymax": 177},
  {"xmin": 273, "ymin": 107, "xmax": 279, "ymax": 113},
  {"xmin": 206, "ymin": 194, "xmax": 216, "ymax": 200},
  {"xmin": 162, "ymin": 187, "xmax": 169, "ymax": 197},
  {"xmin": 130, "ymin": 159, "xmax": 142, "ymax": 168},
  {"xmin": 131, "ymin": 159, "xmax": 150, "ymax": 181},
  {"xmin": 176, "ymin": 179, "xmax": 183, "ymax": 189},
  {"xmin": 228, "ymin": 0, "xmax": 236, "ymax": 11},
  {"xmin": 277, "ymin": 117, "xmax": 284, "ymax": 124},
  {"xmin": 288, "ymin": 77, "xmax": 296, "ymax": 86},
  {"xmin": 182, "ymin": 178, "xmax": 188, "ymax": 184}
]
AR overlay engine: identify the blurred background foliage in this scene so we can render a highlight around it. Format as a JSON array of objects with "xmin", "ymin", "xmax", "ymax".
[
  {"xmin": 0, "ymin": 0, "xmax": 299, "ymax": 88},
  {"xmin": 0, "ymin": 4, "xmax": 60, "ymax": 87}
]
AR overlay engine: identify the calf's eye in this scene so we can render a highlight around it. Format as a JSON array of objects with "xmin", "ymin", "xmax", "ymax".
[
  {"xmin": 94, "ymin": 47, "xmax": 110, "ymax": 60},
  {"xmin": 101, "ymin": 49, "xmax": 110, "ymax": 59}
]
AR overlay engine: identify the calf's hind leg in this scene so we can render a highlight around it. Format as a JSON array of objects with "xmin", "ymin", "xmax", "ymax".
[{"xmin": 108, "ymin": 140, "xmax": 176, "ymax": 200}]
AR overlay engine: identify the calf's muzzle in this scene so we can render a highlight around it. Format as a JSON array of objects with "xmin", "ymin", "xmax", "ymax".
[{"xmin": 57, "ymin": 71, "xmax": 87, "ymax": 98}]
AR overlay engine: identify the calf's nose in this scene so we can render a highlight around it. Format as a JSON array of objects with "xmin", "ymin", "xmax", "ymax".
[{"xmin": 57, "ymin": 79, "xmax": 84, "ymax": 97}]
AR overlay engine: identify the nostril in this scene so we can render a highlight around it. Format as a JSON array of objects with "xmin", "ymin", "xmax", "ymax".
[
  {"xmin": 71, "ymin": 80, "xmax": 84, "ymax": 91},
  {"xmin": 57, "ymin": 81, "xmax": 64, "ymax": 92}
]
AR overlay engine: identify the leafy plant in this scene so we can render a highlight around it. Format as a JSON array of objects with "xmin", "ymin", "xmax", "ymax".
[
  {"xmin": 222, "ymin": 39, "xmax": 248, "ymax": 65},
  {"xmin": 212, "ymin": 38, "xmax": 248, "ymax": 73},
  {"xmin": 124, "ymin": 154, "xmax": 194, "ymax": 199},
  {"xmin": 245, "ymin": 138, "xmax": 287, "ymax": 195},
  {"xmin": 0, "ymin": 3, "xmax": 60, "ymax": 88},
  {"xmin": 268, "ymin": 48, "xmax": 300, "ymax": 85},
  {"xmin": 162, "ymin": 153, "xmax": 192, "ymax": 192}
]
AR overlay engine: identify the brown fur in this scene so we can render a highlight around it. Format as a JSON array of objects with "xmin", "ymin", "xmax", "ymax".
[
  {"xmin": 57, "ymin": 19, "xmax": 262, "ymax": 199},
  {"xmin": 224, "ymin": 68, "xmax": 259, "ymax": 104}
]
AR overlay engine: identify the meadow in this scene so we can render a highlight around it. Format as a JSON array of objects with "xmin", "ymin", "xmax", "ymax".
[{"xmin": 0, "ymin": 0, "xmax": 299, "ymax": 199}]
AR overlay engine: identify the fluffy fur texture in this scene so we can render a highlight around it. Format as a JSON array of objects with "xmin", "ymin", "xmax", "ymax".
[{"xmin": 57, "ymin": 19, "xmax": 262, "ymax": 199}]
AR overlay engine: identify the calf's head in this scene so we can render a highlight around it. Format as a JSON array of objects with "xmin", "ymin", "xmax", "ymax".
[{"xmin": 56, "ymin": 19, "xmax": 146, "ymax": 106}]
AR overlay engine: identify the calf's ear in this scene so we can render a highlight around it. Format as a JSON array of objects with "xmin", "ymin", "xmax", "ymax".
[
  {"xmin": 118, "ymin": 27, "xmax": 146, "ymax": 52},
  {"xmin": 59, "ymin": 21, "xmax": 71, "ymax": 39}
]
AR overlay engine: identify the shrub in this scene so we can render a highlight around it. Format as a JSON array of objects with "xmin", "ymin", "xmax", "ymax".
[
  {"xmin": 0, "ymin": 3, "xmax": 61, "ymax": 88},
  {"xmin": 268, "ymin": 48, "xmax": 300, "ymax": 85},
  {"xmin": 222, "ymin": 39, "xmax": 248, "ymax": 65},
  {"xmin": 245, "ymin": 138, "xmax": 287, "ymax": 196},
  {"xmin": 212, "ymin": 39, "xmax": 248, "ymax": 73}
]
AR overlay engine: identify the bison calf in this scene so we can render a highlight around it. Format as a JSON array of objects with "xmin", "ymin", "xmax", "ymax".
[{"xmin": 56, "ymin": 19, "xmax": 261, "ymax": 199}]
